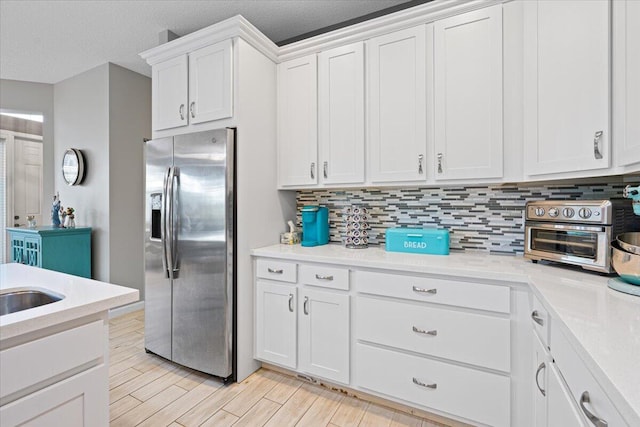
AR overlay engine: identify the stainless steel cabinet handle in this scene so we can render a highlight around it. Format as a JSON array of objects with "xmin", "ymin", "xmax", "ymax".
[
  {"xmin": 190, "ymin": 101, "xmax": 196, "ymax": 118},
  {"xmin": 413, "ymin": 286, "xmax": 437, "ymax": 295},
  {"xmin": 288, "ymin": 294, "xmax": 294, "ymax": 312},
  {"xmin": 531, "ymin": 310, "xmax": 544, "ymax": 326},
  {"xmin": 310, "ymin": 162, "xmax": 315, "ymax": 179},
  {"xmin": 179, "ymin": 104, "xmax": 185, "ymax": 120},
  {"xmin": 303, "ymin": 296, "xmax": 309, "ymax": 315},
  {"xmin": 580, "ymin": 391, "xmax": 608, "ymax": 427},
  {"xmin": 412, "ymin": 377, "xmax": 437, "ymax": 389},
  {"xmin": 267, "ymin": 268, "xmax": 283, "ymax": 274},
  {"xmin": 323, "ymin": 161, "xmax": 328, "ymax": 179},
  {"xmin": 315, "ymin": 274, "xmax": 334, "ymax": 281},
  {"xmin": 535, "ymin": 362, "xmax": 546, "ymax": 396},
  {"xmin": 412, "ymin": 326, "xmax": 437, "ymax": 336},
  {"xmin": 593, "ymin": 131, "xmax": 603, "ymax": 160},
  {"xmin": 418, "ymin": 154, "xmax": 424, "ymax": 174},
  {"xmin": 437, "ymin": 153, "xmax": 443, "ymax": 174}
]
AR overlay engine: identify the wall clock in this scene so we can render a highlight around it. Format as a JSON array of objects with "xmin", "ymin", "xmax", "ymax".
[{"xmin": 62, "ymin": 148, "xmax": 86, "ymax": 185}]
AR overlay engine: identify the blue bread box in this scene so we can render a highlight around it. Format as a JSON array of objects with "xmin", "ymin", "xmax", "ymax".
[{"xmin": 385, "ymin": 228, "xmax": 450, "ymax": 255}]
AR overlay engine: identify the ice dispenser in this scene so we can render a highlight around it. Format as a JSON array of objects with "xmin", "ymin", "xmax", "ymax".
[{"xmin": 301, "ymin": 206, "xmax": 329, "ymax": 247}]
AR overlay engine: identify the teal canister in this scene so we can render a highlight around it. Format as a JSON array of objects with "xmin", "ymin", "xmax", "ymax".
[{"xmin": 301, "ymin": 206, "xmax": 329, "ymax": 247}]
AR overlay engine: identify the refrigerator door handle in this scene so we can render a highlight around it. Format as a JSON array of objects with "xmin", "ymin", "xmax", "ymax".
[
  {"xmin": 161, "ymin": 167, "xmax": 172, "ymax": 278},
  {"xmin": 169, "ymin": 166, "xmax": 180, "ymax": 278}
]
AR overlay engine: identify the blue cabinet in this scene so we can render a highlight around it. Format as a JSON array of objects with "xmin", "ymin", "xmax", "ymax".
[{"xmin": 7, "ymin": 226, "xmax": 92, "ymax": 278}]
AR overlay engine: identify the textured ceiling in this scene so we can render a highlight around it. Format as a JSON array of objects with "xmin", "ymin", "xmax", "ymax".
[{"xmin": 0, "ymin": 0, "xmax": 414, "ymax": 84}]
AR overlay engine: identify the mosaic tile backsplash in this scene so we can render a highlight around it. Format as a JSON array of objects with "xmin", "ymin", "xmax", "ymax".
[{"xmin": 296, "ymin": 181, "xmax": 629, "ymax": 255}]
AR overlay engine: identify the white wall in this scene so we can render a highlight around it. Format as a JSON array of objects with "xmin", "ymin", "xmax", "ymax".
[
  {"xmin": 54, "ymin": 64, "xmax": 110, "ymax": 280},
  {"xmin": 108, "ymin": 63, "xmax": 151, "ymax": 296},
  {"xmin": 0, "ymin": 79, "xmax": 54, "ymax": 205}
]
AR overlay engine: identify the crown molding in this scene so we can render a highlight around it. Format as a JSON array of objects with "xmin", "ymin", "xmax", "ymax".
[{"xmin": 139, "ymin": 15, "xmax": 279, "ymax": 65}]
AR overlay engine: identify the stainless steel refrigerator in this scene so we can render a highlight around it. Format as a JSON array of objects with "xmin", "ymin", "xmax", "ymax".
[{"xmin": 144, "ymin": 128, "xmax": 235, "ymax": 380}]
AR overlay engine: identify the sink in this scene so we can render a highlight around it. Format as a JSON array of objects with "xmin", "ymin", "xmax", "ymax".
[{"xmin": 0, "ymin": 289, "xmax": 65, "ymax": 316}]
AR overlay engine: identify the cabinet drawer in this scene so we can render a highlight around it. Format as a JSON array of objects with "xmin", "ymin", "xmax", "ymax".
[
  {"xmin": 551, "ymin": 326, "xmax": 628, "ymax": 427},
  {"xmin": 256, "ymin": 259, "xmax": 297, "ymax": 283},
  {"xmin": 356, "ymin": 296, "xmax": 510, "ymax": 372},
  {"xmin": 0, "ymin": 320, "xmax": 105, "ymax": 400},
  {"xmin": 355, "ymin": 343, "xmax": 510, "ymax": 427},
  {"xmin": 531, "ymin": 294, "xmax": 550, "ymax": 348},
  {"xmin": 299, "ymin": 264, "xmax": 349, "ymax": 290},
  {"xmin": 355, "ymin": 270, "xmax": 510, "ymax": 313}
]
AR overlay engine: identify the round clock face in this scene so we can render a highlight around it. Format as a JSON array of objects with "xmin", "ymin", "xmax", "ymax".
[{"xmin": 62, "ymin": 148, "xmax": 85, "ymax": 185}]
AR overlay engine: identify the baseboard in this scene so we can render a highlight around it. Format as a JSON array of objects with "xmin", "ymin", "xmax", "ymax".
[{"xmin": 109, "ymin": 301, "xmax": 145, "ymax": 319}]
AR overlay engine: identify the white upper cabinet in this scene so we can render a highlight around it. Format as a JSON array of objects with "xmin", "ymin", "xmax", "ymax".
[
  {"xmin": 152, "ymin": 40, "xmax": 233, "ymax": 132},
  {"xmin": 153, "ymin": 55, "xmax": 189, "ymax": 131},
  {"xmin": 433, "ymin": 5, "xmax": 503, "ymax": 180},
  {"xmin": 188, "ymin": 40, "xmax": 233, "ymax": 125},
  {"xmin": 614, "ymin": 0, "xmax": 640, "ymax": 169},
  {"xmin": 367, "ymin": 25, "xmax": 427, "ymax": 183},
  {"xmin": 318, "ymin": 42, "xmax": 365, "ymax": 185},
  {"xmin": 278, "ymin": 54, "xmax": 318, "ymax": 187},
  {"xmin": 523, "ymin": 0, "xmax": 610, "ymax": 176}
]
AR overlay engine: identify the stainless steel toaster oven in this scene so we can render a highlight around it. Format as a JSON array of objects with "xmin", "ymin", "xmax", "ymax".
[{"xmin": 524, "ymin": 199, "xmax": 639, "ymax": 273}]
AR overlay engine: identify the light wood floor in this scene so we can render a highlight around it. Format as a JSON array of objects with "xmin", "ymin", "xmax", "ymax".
[{"xmin": 109, "ymin": 310, "xmax": 452, "ymax": 427}]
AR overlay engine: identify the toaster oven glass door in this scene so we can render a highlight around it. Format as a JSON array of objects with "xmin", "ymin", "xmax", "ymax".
[{"xmin": 529, "ymin": 227, "xmax": 600, "ymax": 259}]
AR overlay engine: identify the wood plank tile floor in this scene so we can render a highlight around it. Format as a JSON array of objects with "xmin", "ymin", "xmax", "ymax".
[{"xmin": 109, "ymin": 310, "xmax": 452, "ymax": 427}]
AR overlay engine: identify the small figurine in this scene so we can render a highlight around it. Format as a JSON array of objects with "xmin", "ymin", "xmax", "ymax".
[
  {"xmin": 51, "ymin": 193, "xmax": 62, "ymax": 227},
  {"xmin": 62, "ymin": 207, "xmax": 75, "ymax": 228}
]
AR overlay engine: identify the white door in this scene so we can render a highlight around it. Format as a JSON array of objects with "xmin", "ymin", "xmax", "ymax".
[
  {"xmin": 152, "ymin": 55, "xmax": 188, "ymax": 131},
  {"xmin": 188, "ymin": 39, "xmax": 233, "ymax": 124},
  {"xmin": 434, "ymin": 6, "xmax": 503, "ymax": 180},
  {"xmin": 547, "ymin": 363, "xmax": 587, "ymax": 427},
  {"xmin": 277, "ymin": 54, "xmax": 318, "ymax": 187},
  {"xmin": 367, "ymin": 25, "xmax": 427, "ymax": 183},
  {"xmin": 318, "ymin": 42, "xmax": 365, "ymax": 185},
  {"xmin": 614, "ymin": 0, "xmax": 640, "ymax": 168},
  {"xmin": 532, "ymin": 334, "xmax": 549, "ymax": 427},
  {"xmin": 524, "ymin": 0, "xmax": 610, "ymax": 176},
  {"xmin": 255, "ymin": 281, "xmax": 297, "ymax": 369},
  {"xmin": 298, "ymin": 288, "xmax": 349, "ymax": 384},
  {"xmin": 13, "ymin": 137, "xmax": 43, "ymax": 228}
]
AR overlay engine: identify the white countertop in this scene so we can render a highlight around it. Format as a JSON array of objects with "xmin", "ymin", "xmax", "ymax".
[
  {"xmin": 252, "ymin": 244, "xmax": 640, "ymax": 425},
  {"xmin": 0, "ymin": 263, "xmax": 139, "ymax": 341}
]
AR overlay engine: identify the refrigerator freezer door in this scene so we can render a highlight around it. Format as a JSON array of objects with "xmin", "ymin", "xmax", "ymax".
[
  {"xmin": 144, "ymin": 137, "xmax": 173, "ymax": 360},
  {"xmin": 172, "ymin": 129, "xmax": 234, "ymax": 377}
]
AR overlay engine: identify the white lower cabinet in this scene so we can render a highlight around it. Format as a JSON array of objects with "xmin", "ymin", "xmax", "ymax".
[
  {"xmin": 546, "ymin": 363, "xmax": 586, "ymax": 427},
  {"xmin": 298, "ymin": 288, "xmax": 349, "ymax": 384},
  {"xmin": 255, "ymin": 280, "xmax": 297, "ymax": 369}
]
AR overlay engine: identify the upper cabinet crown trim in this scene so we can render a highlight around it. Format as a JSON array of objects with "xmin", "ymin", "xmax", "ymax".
[
  {"xmin": 140, "ymin": 15, "xmax": 279, "ymax": 65},
  {"xmin": 277, "ymin": 0, "xmax": 502, "ymax": 62}
]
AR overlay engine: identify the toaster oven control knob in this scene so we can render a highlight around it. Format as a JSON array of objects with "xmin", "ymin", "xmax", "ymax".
[
  {"xmin": 548, "ymin": 208, "xmax": 559, "ymax": 217},
  {"xmin": 578, "ymin": 208, "xmax": 592, "ymax": 219},
  {"xmin": 562, "ymin": 207, "xmax": 575, "ymax": 218},
  {"xmin": 535, "ymin": 207, "xmax": 546, "ymax": 217}
]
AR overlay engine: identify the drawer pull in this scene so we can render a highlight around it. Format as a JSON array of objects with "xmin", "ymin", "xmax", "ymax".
[
  {"xmin": 288, "ymin": 294, "xmax": 294, "ymax": 313},
  {"xmin": 535, "ymin": 362, "xmax": 546, "ymax": 396},
  {"xmin": 412, "ymin": 326, "xmax": 437, "ymax": 336},
  {"xmin": 412, "ymin": 377, "xmax": 437, "ymax": 389},
  {"xmin": 531, "ymin": 310, "xmax": 544, "ymax": 326},
  {"xmin": 303, "ymin": 296, "xmax": 309, "ymax": 315},
  {"xmin": 315, "ymin": 274, "xmax": 334, "ymax": 281},
  {"xmin": 580, "ymin": 391, "xmax": 608, "ymax": 427},
  {"xmin": 413, "ymin": 286, "xmax": 437, "ymax": 295},
  {"xmin": 267, "ymin": 268, "xmax": 284, "ymax": 274}
]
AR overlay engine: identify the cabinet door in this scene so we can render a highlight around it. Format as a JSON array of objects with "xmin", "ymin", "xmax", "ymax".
[
  {"xmin": 255, "ymin": 281, "xmax": 297, "ymax": 369},
  {"xmin": 152, "ymin": 55, "xmax": 188, "ymax": 131},
  {"xmin": 318, "ymin": 42, "xmax": 365, "ymax": 184},
  {"xmin": 0, "ymin": 365, "xmax": 108, "ymax": 427},
  {"xmin": 299, "ymin": 288, "xmax": 349, "ymax": 383},
  {"xmin": 524, "ymin": 0, "xmax": 610, "ymax": 176},
  {"xmin": 614, "ymin": 0, "xmax": 640, "ymax": 168},
  {"xmin": 532, "ymin": 333, "xmax": 549, "ymax": 427},
  {"xmin": 188, "ymin": 39, "xmax": 233, "ymax": 125},
  {"xmin": 367, "ymin": 25, "xmax": 427, "ymax": 183},
  {"xmin": 547, "ymin": 363, "xmax": 586, "ymax": 427},
  {"xmin": 434, "ymin": 6, "xmax": 503, "ymax": 180},
  {"xmin": 278, "ymin": 55, "xmax": 318, "ymax": 187}
]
